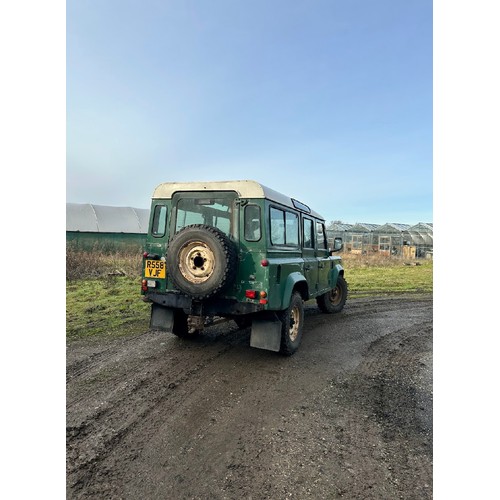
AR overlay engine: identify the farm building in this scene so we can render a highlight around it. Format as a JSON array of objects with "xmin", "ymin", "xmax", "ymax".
[
  {"xmin": 327, "ymin": 221, "xmax": 433, "ymax": 259},
  {"xmin": 66, "ymin": 203, "xmax": 150, "ymax": 252}
]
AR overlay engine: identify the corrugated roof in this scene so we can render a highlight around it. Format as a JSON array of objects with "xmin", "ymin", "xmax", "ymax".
[{"xmin": 66, "ymin": 203, "xmax": 150, "ymax": 234}]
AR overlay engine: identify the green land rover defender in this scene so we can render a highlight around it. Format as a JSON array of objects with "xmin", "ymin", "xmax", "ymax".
[{"xmin": 141, "ymin": 180, "xmax": 347, "ymax": 355}]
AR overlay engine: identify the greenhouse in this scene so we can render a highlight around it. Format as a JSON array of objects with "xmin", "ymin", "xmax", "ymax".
[
  {"xmin": 327, "ymin": 222, "xmax": 381, "ymax": 255},
  {"xmin": 406, "ymin": 222, "xmax": 433, "ymax": 258},
  {"xmin": 327, "ymin": 221, "xmax": 433, "ymax": 259}
]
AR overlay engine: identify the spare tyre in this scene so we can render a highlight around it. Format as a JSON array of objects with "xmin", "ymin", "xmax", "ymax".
[{"xmin": 166, "ymin": 224, "xmax": 237, "ymax": 299}]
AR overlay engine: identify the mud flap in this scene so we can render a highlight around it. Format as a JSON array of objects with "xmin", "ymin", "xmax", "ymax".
[
  {"xmin": 250, "ymin": 314, "xmax": 282, "ymax": 352},
  {"xmin": 150, "ymin": 303, "xmax": 175, "ymax": 332}
]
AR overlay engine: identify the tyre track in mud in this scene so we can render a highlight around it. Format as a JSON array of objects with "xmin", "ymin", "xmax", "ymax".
[
  {"xmin": 67, "ymin": 323, "xmax": 250, "ymax": 493},
  {"xmin": 67, "ymin": 295, "xmax": 432, "ymax": 499},
  {"xmin": 67, "ymin": 332, "xmax": 152, "ymax": 381},
  {"xmin": 311, "ymin": 320, "xmax": 433, "ymax": 499}
]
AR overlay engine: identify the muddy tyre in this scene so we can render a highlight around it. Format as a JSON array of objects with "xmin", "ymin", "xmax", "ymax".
[
  {"xmin": 167, "ymin": 225, "xmax": 237, "ymax": 299},
  {"xmin": 316, "ymin": 275, "xmax": 348, "ymax": 314},
  {"xmin": 278, "ymin": 292, "xmax": 304, "ymax": 356}
]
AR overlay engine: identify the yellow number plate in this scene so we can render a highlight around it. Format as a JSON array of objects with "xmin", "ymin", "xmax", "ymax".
[{"xmin": 144, "ymin": 259, "xmax": 166, "ymax": 279}]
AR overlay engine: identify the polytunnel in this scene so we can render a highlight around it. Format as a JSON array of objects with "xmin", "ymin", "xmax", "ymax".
[{"xmin": 66, "ymin": 203, "xmax": 151, "ymax": 251}]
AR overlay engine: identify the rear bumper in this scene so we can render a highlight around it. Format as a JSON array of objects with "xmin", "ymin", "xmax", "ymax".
[{"xmin": 145, "ymin": 291, "xmax": 265, "ymax": 316}]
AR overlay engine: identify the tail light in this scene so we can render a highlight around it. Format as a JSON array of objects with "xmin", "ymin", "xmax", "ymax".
[{"xmin": 246, "ymin": 290, "xmax": 268, "ymax": 304}]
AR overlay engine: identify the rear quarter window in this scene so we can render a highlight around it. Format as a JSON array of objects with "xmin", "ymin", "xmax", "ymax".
[
  {"xmin": 152, "ymin": 205, "xmax": 168, "ymax": 237},
  {"xmin": 244, "ymin": 205, "xmax": 261, "ymax": 241}
]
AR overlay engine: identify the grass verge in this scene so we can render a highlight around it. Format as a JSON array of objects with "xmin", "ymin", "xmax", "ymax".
[
  {"xmin": 66, "ymin": 276, "xmax": 150, "ymax": 340},
  {"xmin": 66, "ymin": 250, "xmax": 432, "ymax": 340},
  {"xmin": 344, "ymin": 260, "xmax": 433, "ymax": 297}
]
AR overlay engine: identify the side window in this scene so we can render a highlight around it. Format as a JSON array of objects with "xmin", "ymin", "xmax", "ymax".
[
  {"xmin": 244, "ymin": 205, "xmax": 261, "ymax": 241},
  {"xmin": 270, "ymin": 207, "xmax": 299, "ymax": 246},
  {"xmin": 286, "ymin": 211, "xmax": 299, "ymax": 245},
  {"xmin": 270, "ymin": 207, "xmax": 285, "ymax": 245},
  {"xmin": 303, "ymin": 218, "xmax": 314, "ymax": 248},
  {"xmin": 152, "ymin": 205, "xmax": 167, "ymax": 237},
  {"xmin": 316, "ymin": 222, "xmax": 327, "ymax": 249}
]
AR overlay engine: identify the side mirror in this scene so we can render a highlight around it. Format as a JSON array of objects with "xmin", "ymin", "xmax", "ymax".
[{"xmin": 330, "ymin": 237, "xmax": 343, "ymax": 254}]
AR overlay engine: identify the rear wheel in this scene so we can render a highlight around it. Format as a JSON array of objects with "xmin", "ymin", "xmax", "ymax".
[
  {"xmin": 316, "ymin": 275, "xmax": 348, "ymax": 314},
  {"xmin": 278, "ymin": 292, "xmax": 304, "ymax": 356}
]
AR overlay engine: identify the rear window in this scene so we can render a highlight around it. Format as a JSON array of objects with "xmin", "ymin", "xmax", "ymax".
[{"xmin": 175, "ymin": 197, "xmax": 232, "ymax": 235}]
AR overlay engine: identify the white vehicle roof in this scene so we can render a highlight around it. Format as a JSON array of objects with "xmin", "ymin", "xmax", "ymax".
[{"xmin": 152, "ymin": 180, "xmax": 324, "ymax": 220}]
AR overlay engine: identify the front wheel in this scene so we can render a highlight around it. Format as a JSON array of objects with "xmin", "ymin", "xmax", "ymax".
[
  {"xmin": 278, "ymin": 292, "xmax": 304, "ymax": 356},
  {"xmin": 316, "ymin": 275, "xmax": 348, "ymax": 314}
]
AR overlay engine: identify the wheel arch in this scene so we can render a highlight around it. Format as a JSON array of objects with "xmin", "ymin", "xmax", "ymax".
[
  {"xmin": 328, "ymin": 263, "xmax": 344, "ymax": 289},
  {"xmin": 282, "ymin": 272, "xmax": 309, "ymax": 309}
]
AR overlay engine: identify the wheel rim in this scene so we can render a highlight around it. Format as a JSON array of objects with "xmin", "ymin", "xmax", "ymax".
[
  {"xmin": 330, "ymin": 284, "xmax": 343, "ymax": 306},
  {"xmin": 178, "ymin": 240, "xmax": 216, "ymax": 284},
  {"xmin": 289, "ymin": 304, "xmax": 301, "ymax": 341}
]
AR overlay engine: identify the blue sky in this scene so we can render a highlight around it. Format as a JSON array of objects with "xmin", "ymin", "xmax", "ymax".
[{"xmin": 66, "ymin": 0, "xmax": 432, "ymax": 225}]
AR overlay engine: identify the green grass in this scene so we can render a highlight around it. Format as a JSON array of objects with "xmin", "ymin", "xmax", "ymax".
[
  {"xmin": 344, "ymin": 260, "xmax": 433, "ymax": 297},
  {"xmin": 66, "ymin": 276, "xmax": 150, "ymax": 339},
  {"xmin": 66, "ymin": 249, "xmax": 433, "ymax": 340}
]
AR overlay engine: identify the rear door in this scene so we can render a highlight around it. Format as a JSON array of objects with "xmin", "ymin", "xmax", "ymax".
[{"xmin": 302, "ymin": 216, "xmax": 318, "ymax": 292}]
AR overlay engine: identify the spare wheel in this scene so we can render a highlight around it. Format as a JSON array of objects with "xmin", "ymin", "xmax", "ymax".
[{"xmin": 167, "ymin": 224, "xmax": 237, "ymax": 299}]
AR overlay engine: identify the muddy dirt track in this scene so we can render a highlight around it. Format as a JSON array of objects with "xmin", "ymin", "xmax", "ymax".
[{"xmin": 67, "ymin": 295, "xmax": 432, "ymax": 499}]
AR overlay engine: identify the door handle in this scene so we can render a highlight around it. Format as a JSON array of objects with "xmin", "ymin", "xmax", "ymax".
[{"xmin": 304, "ymin": 264, "xmax": 311, "ymax": 271}]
